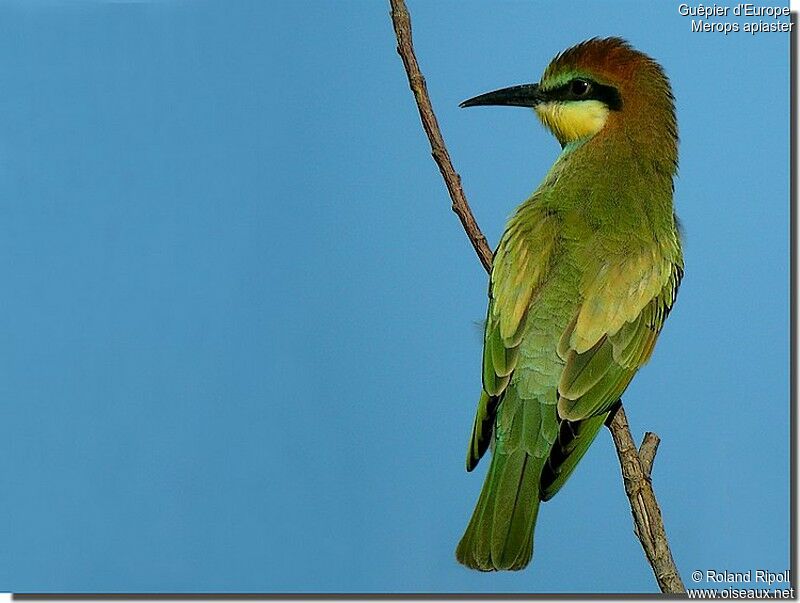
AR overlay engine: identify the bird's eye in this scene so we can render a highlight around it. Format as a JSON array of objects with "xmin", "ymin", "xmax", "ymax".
[{"xmin": 569, "ymin": 79, "xmax": 591, "ymax": 97}]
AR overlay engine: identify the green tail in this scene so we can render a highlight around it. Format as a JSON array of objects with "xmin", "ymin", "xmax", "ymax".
[
  {"xmin": 456, "ymin": 394, "xmax": 614, "ymax": 570},
  {"xmin": 455, "ymin": 447, "xmax": 543, "ymax": 571}
]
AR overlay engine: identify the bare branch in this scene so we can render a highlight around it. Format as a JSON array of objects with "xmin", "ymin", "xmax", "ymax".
[
  {"xmin": 639, "ymin": 431, "xmax": 661, "ymax": 478},
  {"xmin": 389, "ymin": 0, "xmax": 685, "ymax": 593},
  {"xmin": 607, "ymin": 406, "xmax": 685, "ymax": 593},
  {"xmin": 389, "ymin": 0, "xmax": 493, "ymax": 272}
]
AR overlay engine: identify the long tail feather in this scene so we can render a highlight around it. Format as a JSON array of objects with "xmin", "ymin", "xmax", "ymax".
[{"xmin": 456, "ymin": 448, "xmax": 542, "ymax": 571}]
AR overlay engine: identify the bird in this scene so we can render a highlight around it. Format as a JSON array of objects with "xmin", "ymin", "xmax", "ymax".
[{"xmin": 455, "ymin": 37, "xmax": 682, "ymax": 572}]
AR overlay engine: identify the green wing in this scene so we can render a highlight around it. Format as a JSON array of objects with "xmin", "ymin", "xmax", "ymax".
[
  {"xmin": 466, "ymin": 205, "xmax": 558, "ymax": 471},
  {"xmin": 540, "ymin": 254, "xmax": 682, "ymax": 499}
]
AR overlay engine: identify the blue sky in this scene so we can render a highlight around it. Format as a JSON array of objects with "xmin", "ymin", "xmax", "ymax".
[{"xmin": 0, "ymin": 0, "xmax": 789, "ymax": 594}]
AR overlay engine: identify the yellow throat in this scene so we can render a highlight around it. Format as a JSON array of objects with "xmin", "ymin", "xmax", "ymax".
[{"xmin": 535, "ymin": 99, "xmax": 609, "ymax": 146}]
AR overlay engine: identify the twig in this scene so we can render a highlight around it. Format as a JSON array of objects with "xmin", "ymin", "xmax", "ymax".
[
  {"xmin": 389, "ymin": 0, "xmax": 492, "ymax": 273},
  {"xmin": 639, "ymin": 431, "xmax": 661, "ymax": 478},
  {"xmin": 607, "ymin": 407, "xmax": 685, "ymax": 593},
  {"xmin": 389, "ymin": 0, "xmax": 685, "ymax": 593}
]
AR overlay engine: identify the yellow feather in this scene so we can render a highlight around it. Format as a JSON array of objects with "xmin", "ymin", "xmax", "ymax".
[{"xmin": 535, "ymin": 100, "xmax": 610, "ymax": 145}]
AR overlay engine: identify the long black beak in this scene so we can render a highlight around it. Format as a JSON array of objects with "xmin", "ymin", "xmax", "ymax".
[{"xmin": 460, "ymin": 83, "xmax": 545, "ymax": 109}]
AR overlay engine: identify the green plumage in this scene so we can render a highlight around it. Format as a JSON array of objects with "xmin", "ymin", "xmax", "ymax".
[{"xmin": 456, "ymin": 38, "xmax": 683, "ymax": 571}]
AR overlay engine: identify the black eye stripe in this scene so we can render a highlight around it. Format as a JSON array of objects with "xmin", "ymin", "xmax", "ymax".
[{"xmin": 545, "ymin": 78, "xmax": 623, "ymax": 111}]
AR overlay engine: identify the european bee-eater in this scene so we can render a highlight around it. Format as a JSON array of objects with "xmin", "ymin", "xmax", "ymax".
[{"xmin": 455, "ymin": 38, "xmax": 682, "ymax": 571}]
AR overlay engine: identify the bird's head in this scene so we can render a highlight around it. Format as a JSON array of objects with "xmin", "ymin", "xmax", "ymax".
[{"xmin": 461, "ymin": 37, "xmax": 676, "ymax": 157}]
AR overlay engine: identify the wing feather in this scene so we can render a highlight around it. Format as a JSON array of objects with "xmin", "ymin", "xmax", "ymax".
[
  {"xmin": 465, "ymin": 205, "xmax": 558, "ymax": 470},
  {"xmin": 557, "ymin": 253, "xmax": 682, "ymax": 422},
  {"xmin": 543, "ymin": 249, "xmax": 682, "ymax": 497}
]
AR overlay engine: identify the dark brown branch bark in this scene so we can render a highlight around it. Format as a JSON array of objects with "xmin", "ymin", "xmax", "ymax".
[{"xmin": 389, "ymin": 0, "xmax": 685, "ymax": 594}]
